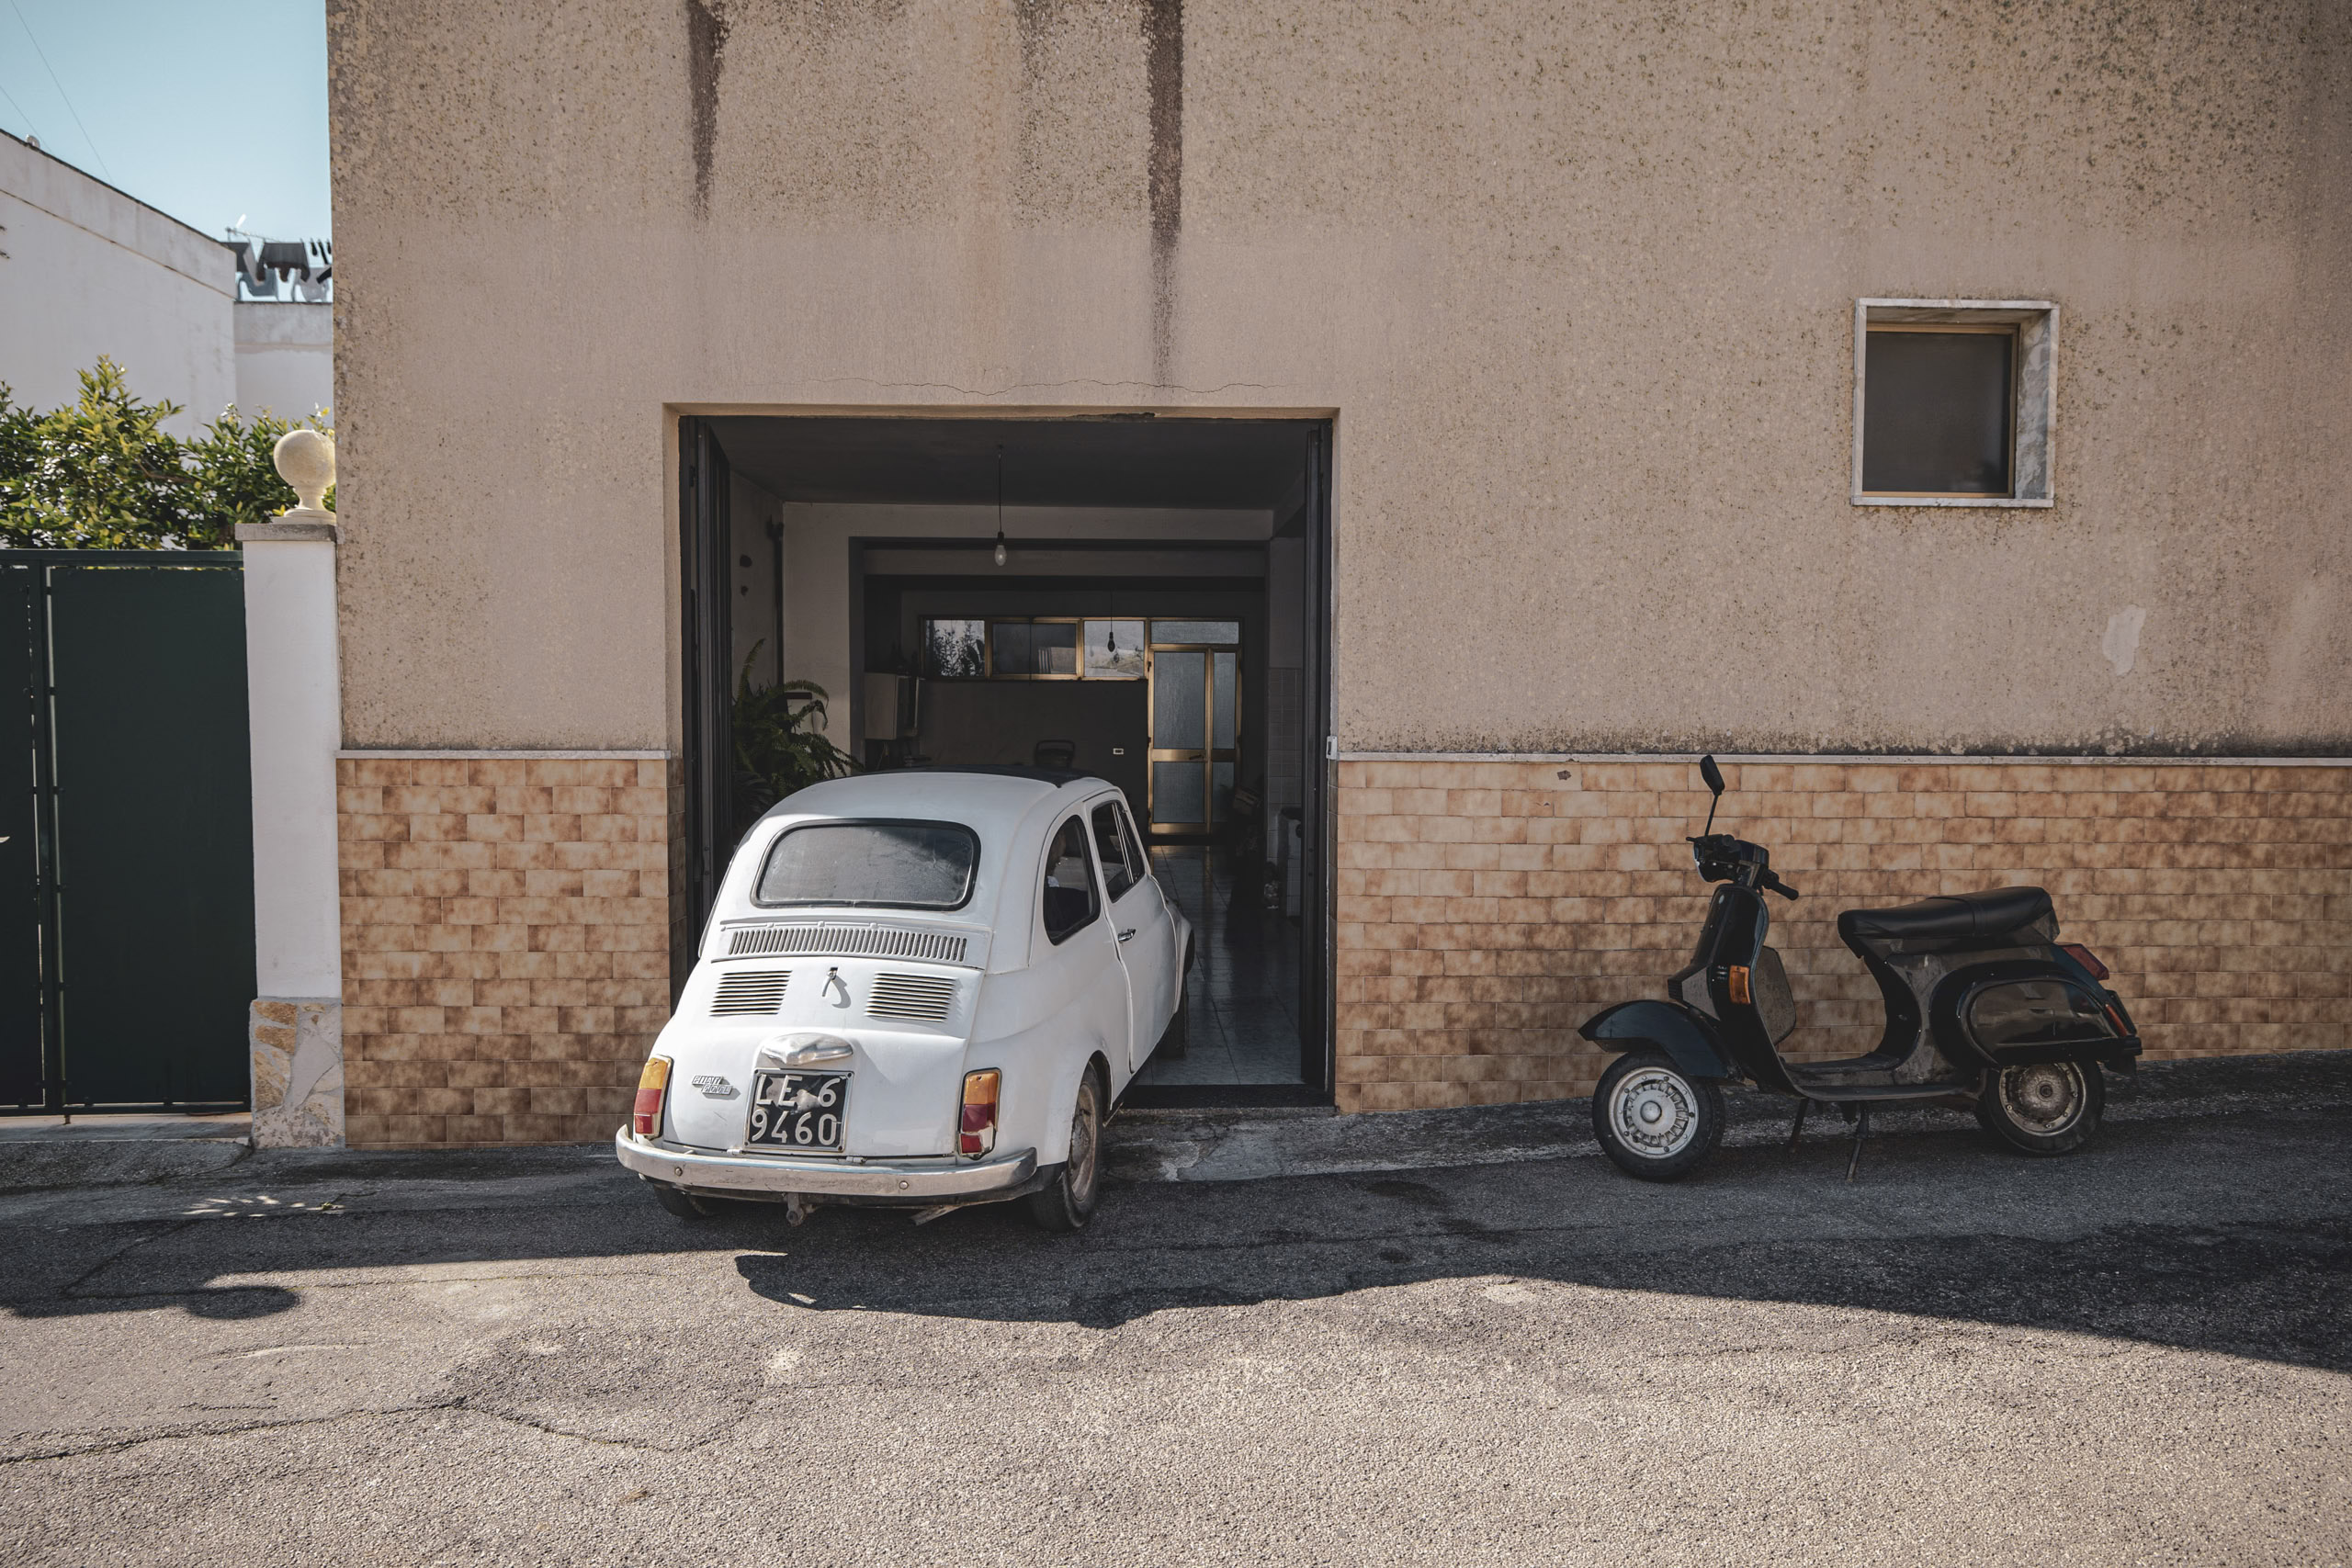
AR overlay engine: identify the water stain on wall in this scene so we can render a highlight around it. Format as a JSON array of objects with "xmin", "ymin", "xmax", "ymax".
[
  {"xmin": 1142, "ymin": 0, "xmax": 1182, "ymax": 382},
  {"xmin": 687, "ymin": 0, "xmax": 730, "ymax": 217}
]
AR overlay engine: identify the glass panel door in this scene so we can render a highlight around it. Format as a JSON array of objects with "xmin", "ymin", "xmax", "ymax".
[
  {"xmin": 1146, "ymin": 632, "xmax": 1240, "ymax": 835},
  {"xmin": 1148, "ymin": 649, "xmax": 1208, "ymax": 829}
]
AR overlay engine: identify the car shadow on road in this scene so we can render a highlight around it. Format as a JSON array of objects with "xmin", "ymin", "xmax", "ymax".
[
  {"xmin": 7, "ymin": 1108, "xmax": 2346, "ymax": 1378},
  {"xmin": 721, "ymin": 1111, "xmax": 2352, "ymax": 1373}
]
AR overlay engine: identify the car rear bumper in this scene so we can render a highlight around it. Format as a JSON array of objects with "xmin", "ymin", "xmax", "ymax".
[{"xmin": 614, "ymin": 1129, "xmax": 1037, "ymax": 1200}]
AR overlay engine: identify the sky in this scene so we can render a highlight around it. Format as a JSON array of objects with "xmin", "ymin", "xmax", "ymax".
[{"xmin": 0, "ymin": 0, "xmax": 331, "ymax": 241}]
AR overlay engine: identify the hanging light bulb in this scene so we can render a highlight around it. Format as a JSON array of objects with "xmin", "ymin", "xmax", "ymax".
[{"xmin": 993, "ymin": 446, "xmax": 1008, "ymax": 567}]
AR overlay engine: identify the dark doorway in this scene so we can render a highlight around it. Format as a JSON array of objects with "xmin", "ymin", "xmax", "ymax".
[{"xmin": 675, "ymin": 414, "xmax": 1333, "ymax": 1104}]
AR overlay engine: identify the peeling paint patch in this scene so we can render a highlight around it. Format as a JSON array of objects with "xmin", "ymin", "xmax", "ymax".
[
  {"xmin": 2103, "ymin": 606, "xmax": 2147, "ymax": 677},
  {"xmin": 686, "ymin": 0, "xmax": 729, "ymax": 218},
  {"xmin": 1142, "ymin": 0, "xmax": 1182, "ymax": 382}
]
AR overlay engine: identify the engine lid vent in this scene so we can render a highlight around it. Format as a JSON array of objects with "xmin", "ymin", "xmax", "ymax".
[
  {"xmin": 727, "ymin": 923, "xmax": 972, "ymax": 966},
  {"xmin": 866, "ymin": 972, "xmax": 958, "ymax": 1024},
  {"xmin": 710, "ymin": 969, "xmax": 791, "ymax": 1017}
]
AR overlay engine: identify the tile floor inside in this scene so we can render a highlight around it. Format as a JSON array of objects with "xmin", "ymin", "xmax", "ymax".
[{"xmin": 1134, "ymin": 844, "xmax": 1306, "ymax": 1086}]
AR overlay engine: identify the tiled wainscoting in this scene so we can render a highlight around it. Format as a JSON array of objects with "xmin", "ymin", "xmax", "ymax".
[
  {"xmin": 338, "ymin": 751, "xmax": 674, "ymax": 1147},
  {"xmin": 1334, "ymin": 757, "xmax": 2352, "ymax": 1114}
]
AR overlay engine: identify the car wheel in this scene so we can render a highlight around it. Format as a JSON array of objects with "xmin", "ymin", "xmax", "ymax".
[
  {"xmin": 1590, "ymin": 1050, "xmax": 1724, "ymax": 1182},
  {"xmin": 1976, "ymin": 1061, "xmax": 2103, "ymax": 1156},
  {"xmin": 649, "ymin": 1181, "xmax": 725, "ymax": 1220},
  {"xmin": 1156, "ymin": 976, "xmax": 1191, "ymax": 1059},
  {"xmin": 1027, "ymin": 1066, "xmax": 1104, "ymax": 1233}
]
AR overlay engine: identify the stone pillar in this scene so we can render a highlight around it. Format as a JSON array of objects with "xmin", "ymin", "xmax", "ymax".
[{"xmin": 236, "ymin": 430, "xmax": 345, "ymax": 1146}]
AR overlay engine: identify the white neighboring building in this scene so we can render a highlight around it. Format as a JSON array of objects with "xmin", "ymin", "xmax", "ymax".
[
  {"xmin": 0, "ymin": 132, "xmax": 331, "ymax": 432},
  {"xmin": 233, "ymin": 302, "xmax": 333, "ymax": 422},
  {"xmin": 1, "ymin": 132, "xmax": 234, "ymax": 437}
]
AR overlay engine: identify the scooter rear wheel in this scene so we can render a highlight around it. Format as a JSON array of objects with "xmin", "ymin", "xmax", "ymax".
[
  {"xmin": 1592, "ymin": 1050, "xmax": 1724, "ymax": 1181},
  {"xmin": 1975, "ymin": 1061, "xmax": 2104, "ymax": 1156}
]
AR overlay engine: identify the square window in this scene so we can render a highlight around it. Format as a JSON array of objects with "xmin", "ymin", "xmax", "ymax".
[
  {"xmin": 1082, "ymin": 619, "xmax": 1146, "ymax": 679},
  {"xmin": 988, "ymin": 620, "xmax": 1030, "ymax": 676},
  {"xmin": 922, "ymin": 618, "xmax": 985, "ymax": 678},
  {"xmin": 1853, "ymin": 299, "xmax": 2055, "ymax": 508}
]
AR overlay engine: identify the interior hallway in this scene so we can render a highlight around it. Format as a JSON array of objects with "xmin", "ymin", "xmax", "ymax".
[{"xmin": 1136, "ymin": 845, "xmax": 1303, "ymax": 1087}]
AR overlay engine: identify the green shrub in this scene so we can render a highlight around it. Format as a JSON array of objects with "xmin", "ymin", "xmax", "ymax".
[{"xmin": 0, "ymin": 356, "xmax": 328, "ymax": 550}]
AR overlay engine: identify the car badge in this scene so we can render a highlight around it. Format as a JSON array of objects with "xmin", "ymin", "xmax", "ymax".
[{"xmin": 691, "ymin": 1075, "xmax": 738, "ymax": 1099}]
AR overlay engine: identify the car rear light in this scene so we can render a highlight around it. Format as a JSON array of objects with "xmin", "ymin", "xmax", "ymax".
[
  {"xmin": 2061, "ymin": 943, "xmax": 2111, "ymax": 980},
  {"xmin": 633, "ymin": 1056, "xmax": 672, "ymax": 1138},
  {"xmin": 1726, "ymin": 965, "xmax": 1752, "ymax": 1005},
  {"xmin": 959, "ymin": 1069, "xmax": 1001, "ymax": 1159}
]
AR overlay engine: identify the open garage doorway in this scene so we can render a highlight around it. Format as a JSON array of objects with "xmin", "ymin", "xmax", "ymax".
[{"xmin": 677, "ymin": 414, "xmax": 1333, "ymax": 1105}]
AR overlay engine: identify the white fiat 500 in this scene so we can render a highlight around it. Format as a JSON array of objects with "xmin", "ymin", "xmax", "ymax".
[{"xmin": 616, "ymin": 767, "xmax": 1190, "ymax": 1231}]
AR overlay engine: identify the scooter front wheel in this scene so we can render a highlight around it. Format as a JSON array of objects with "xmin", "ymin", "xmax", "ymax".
[
  {"xmin": 1592, "ymin": 1050, "xmax": 1724, "ymax": 1181},
  {"xmin": 1975, "ymin": 1061, "xmax": 2104, "ymax": 1156}
]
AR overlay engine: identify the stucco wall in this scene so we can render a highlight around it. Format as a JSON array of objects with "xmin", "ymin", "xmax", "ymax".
[
  {"xmin": 1, "ymin": 135, "xmax": 235, "ymax": 437},
  {"xmin": 326, "ymin": 0, "xmax": 2351, "ymax": 755}
]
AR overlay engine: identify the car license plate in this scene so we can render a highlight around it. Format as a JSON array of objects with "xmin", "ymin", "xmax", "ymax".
[{"xmin": 746, "ymin": 1071, "xmax": 850, "ymax": 1154}]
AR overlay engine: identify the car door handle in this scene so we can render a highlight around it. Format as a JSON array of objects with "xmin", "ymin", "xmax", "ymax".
[{"xmin": 1118, "ymin": 928, "xmax": 1136, "ymax": 942}]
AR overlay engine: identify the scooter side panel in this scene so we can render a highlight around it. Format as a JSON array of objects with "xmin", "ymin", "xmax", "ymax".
[{"xmin": 1929, "ymin": 958, "xmax": 2142, "ymax": 1070}]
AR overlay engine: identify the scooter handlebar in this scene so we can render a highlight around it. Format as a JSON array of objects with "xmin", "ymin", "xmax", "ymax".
[{"xmin": 1763, "ymin": 871, "xmax": 1800, "ymax": 900}]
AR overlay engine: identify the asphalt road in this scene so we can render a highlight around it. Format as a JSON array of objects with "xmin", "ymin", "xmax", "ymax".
[{"xmin": 3, "ymin": 1061, "xmax": 2348, "ymax": 1567}]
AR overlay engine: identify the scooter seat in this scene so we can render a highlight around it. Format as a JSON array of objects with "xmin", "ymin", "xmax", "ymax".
[{"xmin": 1838, "ymin": 886, "xmax": 2053, "ymax": 943}]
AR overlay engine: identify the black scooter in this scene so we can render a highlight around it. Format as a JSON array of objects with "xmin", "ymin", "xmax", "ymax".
[{"xmin": 1579, "ymin": 756, "xmax": 2142, "ymax": 1181}]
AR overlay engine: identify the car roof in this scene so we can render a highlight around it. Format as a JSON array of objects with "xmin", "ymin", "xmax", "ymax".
[{"xmin": 759, "ymin": 768, "xmax": 1113, "ymax": 839}]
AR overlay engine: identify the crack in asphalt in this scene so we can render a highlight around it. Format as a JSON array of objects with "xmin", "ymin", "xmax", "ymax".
[{"xmin": 2, "ymin": 1394, "xmax": 750, "ymax": 1468}]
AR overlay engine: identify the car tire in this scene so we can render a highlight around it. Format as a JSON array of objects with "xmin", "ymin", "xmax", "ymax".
[
  {"xmin": 1156, "ymin": 975, "xmax": 1191, "ymax": 1059},
  {"xmin": 1976, "ymin": 1061, "xmax": 2103, "ymax": 1156},
  {"xmin": 1590, "ymin": 1049, "xmax": 1724, "ymax": 1182},
  {"xmin": 1027, "ymin": 1066, "xmax": 1104, "ymax": 1233},
  {"xmin": 649, "ymin": 1181, "xmax": 725, "ymax": 1220}
]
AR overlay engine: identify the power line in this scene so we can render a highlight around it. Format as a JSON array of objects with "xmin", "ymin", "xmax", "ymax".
[
  {"xmin": 6, "ymin": 0, "xmax": 111, "ymax": 183},
  {"xmin": 0, "ymin": 75, "xmax": 42, "ymax": 145}
]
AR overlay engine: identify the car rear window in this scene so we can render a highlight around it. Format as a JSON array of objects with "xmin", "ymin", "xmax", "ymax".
[{"xmin": 754, "ymin": 820, "xmax": 979, "ymax": 910}]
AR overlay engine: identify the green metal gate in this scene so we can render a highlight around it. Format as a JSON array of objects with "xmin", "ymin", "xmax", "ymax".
[{"xmin": 2, "ymin": 551, "xmax": 254, "ymax": 1113}]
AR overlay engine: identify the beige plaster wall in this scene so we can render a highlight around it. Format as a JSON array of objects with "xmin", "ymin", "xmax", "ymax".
[{"xmin": 326, "ymin": 0, "xmax": 2351, "ymax": 755}]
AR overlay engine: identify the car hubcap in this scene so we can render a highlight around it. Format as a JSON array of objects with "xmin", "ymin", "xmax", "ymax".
[
  {"xmin": 1609, "ymin": 1066, "xmax": 1699, "ymax": 1158},
  {"xmin": 2001, "ymin": 1063, "xmax": 2086, "ymax": 1134}
]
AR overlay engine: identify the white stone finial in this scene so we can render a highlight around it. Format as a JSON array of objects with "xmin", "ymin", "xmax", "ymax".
[{"xmin": 273, "ymin": 428, "xmax": 336, "ymax": 516}]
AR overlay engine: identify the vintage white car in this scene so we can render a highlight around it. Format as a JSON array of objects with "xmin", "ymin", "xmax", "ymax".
[{"xmin": 615, "ymin": 767, "xmax": 1191, "ymax": 1231}]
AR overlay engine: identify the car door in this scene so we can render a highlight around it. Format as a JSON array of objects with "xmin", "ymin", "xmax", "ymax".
[
  {"xmin": 1035, "ymin": 810, "xmax": 1133, "ymax": 1080},
  {"xmin": 1091, "ymin": 796, "xmax": 1171, "ymax": 1070}
]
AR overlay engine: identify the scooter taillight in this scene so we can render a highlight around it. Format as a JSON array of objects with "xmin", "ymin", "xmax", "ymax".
[{"xmin": 2060, "ymin": 943, "xmax": 2111, "ymax": 980}]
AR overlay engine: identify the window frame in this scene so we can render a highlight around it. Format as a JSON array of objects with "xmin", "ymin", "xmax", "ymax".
[
  {"xmin": 752, "ymin": 818, "xmax": 981, "ymax": 912},
  {"xmin": 1039, "ymin": 813, "xmax": 1102, "ymax": 946},
  {"xmin": 1089, "ymin": 801, "xmax": 1138, "ymax": 901},
  {"xmin": 1851, "ymin": 299, "xmax": 2056, "ymax": 510}
]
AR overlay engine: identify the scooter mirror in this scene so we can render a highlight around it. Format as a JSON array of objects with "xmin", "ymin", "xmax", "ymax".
[{"xmin": 1697, "ymin": 754, "xmax": 1725, "ymax": 838}]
